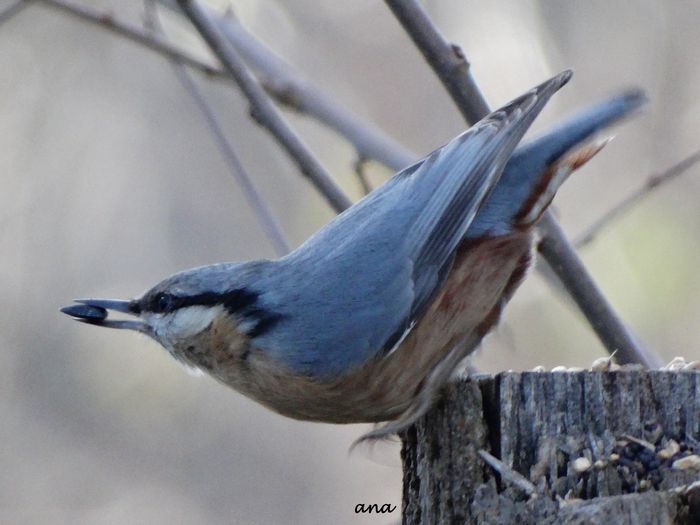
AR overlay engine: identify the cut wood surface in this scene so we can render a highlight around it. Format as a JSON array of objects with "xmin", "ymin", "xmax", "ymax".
[{"xmin": 402, "ymin": 370, "xmax": 700, "ymax": 524}]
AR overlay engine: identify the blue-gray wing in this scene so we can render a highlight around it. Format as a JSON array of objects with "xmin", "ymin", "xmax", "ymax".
[
  {"xmin": 256, "ymin": 71, "xmax": 572, "ymax": 378},
  {"xmin": 469, "ymin": 88, "xmax": 646, "ymax": 237}
]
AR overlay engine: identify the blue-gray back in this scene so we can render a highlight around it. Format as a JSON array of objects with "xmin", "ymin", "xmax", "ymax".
[{"xmin": 251, "ymin": 72, "xmax": 572, "ymax": 378}]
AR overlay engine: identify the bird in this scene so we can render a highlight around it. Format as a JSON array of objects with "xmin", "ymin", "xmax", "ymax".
[{"xmin": 62, "ymin": 71, "xmax": 645, "ymax": 440}]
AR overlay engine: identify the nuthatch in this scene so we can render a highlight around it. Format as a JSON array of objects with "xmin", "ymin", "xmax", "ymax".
[{"xmin": 62, "ymin": 71, "xmax": 645, "ymax": 439}]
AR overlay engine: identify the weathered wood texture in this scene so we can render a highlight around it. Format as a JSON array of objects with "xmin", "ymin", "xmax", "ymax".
[{"xmin": 402, "ymin": 371, "xmax": 700, "ymax": 524}]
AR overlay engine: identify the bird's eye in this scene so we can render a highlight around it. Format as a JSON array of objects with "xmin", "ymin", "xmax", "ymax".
[{"xmin": 155, "ymin": 292, "xmax": 173, "ymax": 313}]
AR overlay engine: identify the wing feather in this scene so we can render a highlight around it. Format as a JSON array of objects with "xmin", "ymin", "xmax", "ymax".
[
  {"xmin": 397, "ymin": 70, "xmax": 572, "ymax": 330},
  {"xmin": 260, "ymin": 71, "xmax": 572, "ymax": 377}
]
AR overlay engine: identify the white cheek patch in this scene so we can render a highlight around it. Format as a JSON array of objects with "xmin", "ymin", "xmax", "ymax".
[
  {"xmin": 169, "ymin": 305, "xmax": 223, "ymax": 339},
  {"xmin": 147, "ymin": 305, "xmax": 224, "ymax": 345},
  {"xmin": 140, "ymin": 307, "xmax": 222, "ymax": 379}
]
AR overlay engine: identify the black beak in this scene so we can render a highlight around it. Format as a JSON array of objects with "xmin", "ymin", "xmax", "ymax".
[{"xmin": 61, "ymin": 298, "xmax": 153, "ymax": 336}]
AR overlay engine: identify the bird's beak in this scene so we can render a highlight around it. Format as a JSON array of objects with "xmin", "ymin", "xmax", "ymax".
[{"xmin": 60, "ymin": 298, "xmax": 154, "ymax": 337}]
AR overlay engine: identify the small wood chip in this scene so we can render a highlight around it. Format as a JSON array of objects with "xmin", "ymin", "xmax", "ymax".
[
  {"xmin": 658, "ymin": 439, "xmax": 680, "ymax": 459},
  {"xmin": 591, "ymin": 351, "xmax": 619, "ymax": 371},
  {"xmin": 620, "ymin": 434, "xmax": 656, "ymax": 451},
  {"xmin": 672, "ymin": 455, "xmax": 700, "ymax": 470},
  {"xmin": 572, "ymin": 457, "xmax": 592, "ymax": 473},
  {"xmin": 662, "ymin": 357, "xmax": 687, "ymax": 371},
  {"xmin": 682, "ymin": 360, "xmax": 700, "ymax": 371},
  {"xmin": 478, "ymin": 449, "xmax": 537, "ymax": 497}
]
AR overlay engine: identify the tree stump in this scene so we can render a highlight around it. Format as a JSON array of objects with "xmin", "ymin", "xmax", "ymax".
[{"xmin": 401, "ymin": 370, "xmax": 700, "ymax": 524}]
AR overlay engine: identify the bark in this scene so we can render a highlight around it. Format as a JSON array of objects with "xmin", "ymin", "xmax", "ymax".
[{"xmin": 402, "ymin": 370, "xmax": 700, "ymax": 524}]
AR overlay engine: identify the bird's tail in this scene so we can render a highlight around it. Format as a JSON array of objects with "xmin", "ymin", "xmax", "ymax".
[{"xmin": 468, "ymin": 89, "xmax": 647, "ymax": 236}]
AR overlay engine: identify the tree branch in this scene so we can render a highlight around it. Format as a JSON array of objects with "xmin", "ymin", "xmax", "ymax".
[
  {"xmin": 0, "ymin": 0, "xmax": 27, "ymax": 26},
  {"xmin": 536, "ymin": 213, "xmax": 657, "ymax": 366},
  {"xmin": 384, "ymin": 0, "xmax": 660, "ymax": 367},
  {"xmin": 385, "ymin": 0, "xmax": 490, "ymax": 124},
  {"xmin": 176, "ymin": 0, "xmax": 352, "ymax": 213},
  {"xmin": 36, "ymin": 0, "xmax": 225, "ymax": 80},
  {"xmin": 36, "ymin": 0, "xmax": 416, "ymax": 173},
  {"xmin": 575, "ymin": 148, "xmax": 700, "ymax": 247},
  {"xmin": 353, "ymin": 157, "xmax": 373, "ymax": 196},
  {"xmin": 144, "ymin": 0, "xmax": 289, "ymax": 256},
  {"xmin": 156, "ymin": 0, "xmax": 417, "ymax": 171}
]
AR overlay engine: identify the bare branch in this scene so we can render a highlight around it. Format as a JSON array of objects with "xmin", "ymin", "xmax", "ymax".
[
  {"xmin": 385, "ymin": 0, "xmax": 490, "ymax": 124},
  {"xmin": 353, "ymin": 158, "xmax": 373, "ymax": 196},
  {"xmin": 37, "ymin": 0, "xmax": 415, "ymax": 172},
  {"xmin": 38, "ymin": 0, "xmax": 290, "ymax": 253},
  {"xmin": 157, "ymin": 0, "xmax": 417, "ymax": 171},
  {"xmin": 0, "ymin": 0, "xmax": 28, "ymax": 26},
  {"xmin": 36, "ymin": 0, "xmax": 226, "ymax": 79},
  {"xmin": 536, "ymin": 213, "xmax": 659, "ymax": 367},
  {"xmin": 144, "ymin": 1, "xmax": 289, "ymax": 256},
  {"xmin": 176, "ymin": 0, "xmax": 352, "ymax": 213},
  {"xmin": 575, "ymin": 149, "xmax": 700, "ymax": 247},
  {"xmin": 384, "ymin": 0, "xmax": 659, "ymax": 367}
]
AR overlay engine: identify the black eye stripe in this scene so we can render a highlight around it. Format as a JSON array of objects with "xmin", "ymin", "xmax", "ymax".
[
  {"xmin": 146, "ymin": 292, "xmax": 180, "ymax": 313},
  {"xmin": 158, "ymin": 293, "xmax": 172, "ymax": 311},
  {"xmin": 219, "ymin": 289, "xmax": 259, "ymax": 313},
  {"xmin": 144, "ymin": 288, "xmax": 259, "ymax": 314},
  {"xmin": 141, "ymin": 288, "xmax": 283, "ymax": 338}
]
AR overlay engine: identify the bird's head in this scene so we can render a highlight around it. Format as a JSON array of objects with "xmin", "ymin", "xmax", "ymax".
[{"xmin": 61, "ymin": 263, "xmax": 278, "ymax": 359}]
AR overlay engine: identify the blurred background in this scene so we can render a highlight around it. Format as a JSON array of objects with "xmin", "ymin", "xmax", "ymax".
[{"xmin": 1, "ymin": 0, "xmax": 699, "ymax": 523}]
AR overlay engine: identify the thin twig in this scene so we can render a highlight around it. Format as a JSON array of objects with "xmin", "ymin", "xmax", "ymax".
[
  {"xmin": 385, "ymin": 0, "xmax": 659, "ymax": 367},
  {"xmin": 537, "ymin": 214, "xmax": 659, "ymax": 367},
  {"xmin": 0, "ymin": 0, "xmax": 28, "ymax": 26},
  {"xmin": 353, "ymin": 157, "xmax": 373, "ymax": 196},
  {"xmin": 385, "ymin": 0, "xmax": 490, "ymax": 124},
  {"xmin": 156, "ymin": 0, "xmax": 416, "ymax": 171},
  {"xmin": 619, "ymin": 434, "xmax": 656, "ymax": 452},
  {"xmin": 575, "ymin": 149, "xmax": 700, "ymax": 247},
  {"xmin": 478, "ymin": 449, "xmax": 538, "ymax": 497},
  {"xmin": 36, "ymin": 0, "xmax": 226, "ymax": 79},
  {"xmin": 144, "ymin": 1, "xmax": 289, "ymax": 256},
  {"xmin": 176, "ymin": 0, "xmax": 352, "ymax": 213},
  {"xmin": 37, "ymin": 0, "xmax": 415, "ymax": 172}
]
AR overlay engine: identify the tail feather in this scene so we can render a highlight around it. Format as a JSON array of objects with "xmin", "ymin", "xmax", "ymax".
[
  {"xmin": 468, "ymin": 89, "xmax": 646, "ymax": 236},
  {"xmin": 514, "ymin": 137, "xmax": 611, "ymax": 227}
]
